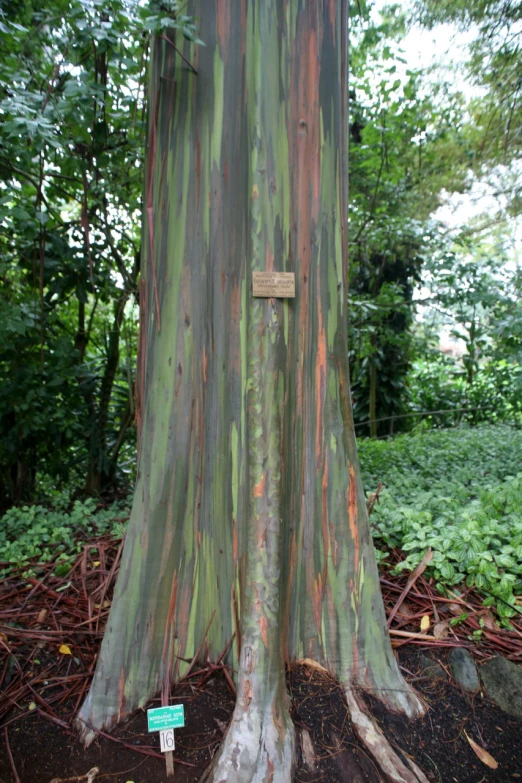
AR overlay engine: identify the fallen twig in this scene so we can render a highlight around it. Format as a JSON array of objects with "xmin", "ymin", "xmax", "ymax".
[
  {"xmin": 49, "ymin": 766, "xmax": 99, "ymax": 783},
  {"xmin": 387, "ymin": 549, "xmax": 433, "ymax": 627},
  {"xmin": 4, "ymin": 725, "xmax": 21, "ymax": 783}
]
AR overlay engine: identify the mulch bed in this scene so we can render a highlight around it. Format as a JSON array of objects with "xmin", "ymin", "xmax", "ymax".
[
  {"xmin": 292, "ymin": 653, "xmax": 522, "ymax": 783},
  {"xmin": 369, "ymin": 649, "xmax": 522, "ymax": 783},
  {"xmin": 1, "ymin": 535, "xmax": 522, "ymax": 782}
]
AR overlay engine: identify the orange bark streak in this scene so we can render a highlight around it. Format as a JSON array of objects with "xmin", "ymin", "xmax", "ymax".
[
  {"xmin": 348, "ymin": 465, "xmax": 359, "ymax": 571},
  {"xmin": 217, "ymin": 0, "xmax": 230, "ymax": 52},
  {"xmin": 140, "ymin": 525, "xmax": 148, "ymax": 554},
  {"xmin": 253, "ymin": 472, "xmax": 266, "ymax": 497},
  {"xmin": 260, "ymin": 616, "xmax": 269, "ymax": 647},
  {"xmin": 352, "ymin": 632, "xmax": 359, "ymax": 679},
  {"xmin": 257, "ymin": 528, "xmax": 267, "ymax": 549},
  {"xmin": 328, "ymin": 0, "xmax": 336, "ymax": 31},
  {"xmin": 117, "ymin": 668, "xmax": 126, "ymax": 720},
  {"xmin": 265, "ymin": 242, "xmax": 274, "ymax": 272},
  {"xmin": 329, "ymin": 521, "xmax": 338, "ymax": 568},
  {"xmin": 242, "ymin": 679, "xmax": 252, "ymax": 707},
  {"xmin": 321, "ymin": 452, "xmax": 329, "ymax": 570}
]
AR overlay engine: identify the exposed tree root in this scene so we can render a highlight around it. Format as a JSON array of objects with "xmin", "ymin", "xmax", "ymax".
[
  {"xmin": 205, "ymin": 684, "xmax": 428, "ymax": 783},
  {"xmin": 291, "ymin": 658, "xmax": 428, "ymax": 782},
  {"xmin": 204, "ymin": 661, "xmax": 428, "ymax": 782},
  {"xmin": 49, "ymin": 768, "xmax": 99, "ymax": 783},
  {"xmin": 204, "ymin": 691, "xmax": 295, "ymax": 783},
  {"xmin": 345, "ymin": 689, "xmax": 430, "ymax": 783},
  {"xmin": 75, "ymin": 712, "xmax": 97, "ymax": 748}
]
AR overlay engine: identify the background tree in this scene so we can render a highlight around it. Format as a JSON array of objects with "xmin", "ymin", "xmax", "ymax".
[
  {"xmin": 415, "ymin": 0, "xmax": 522, "ymax": 218},
  {"xmin": 348, "ymin": 7, "xmax": 468, "ymax": 436},
  {"xmin": 0, "ymin": 0, "xmax": 145, "ymax": 503},
  {"xmin": 411, "ymin": 226, "xmax": 522, "ymax": 425},
  {"xmin": 0, "ymin": 0, "xmax": 203, "ymax": 504}
]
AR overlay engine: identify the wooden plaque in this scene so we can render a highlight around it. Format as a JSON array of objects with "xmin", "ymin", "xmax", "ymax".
[{"xmin": 252, "ymin": 272, "xmax": 295, "ymax": 298}]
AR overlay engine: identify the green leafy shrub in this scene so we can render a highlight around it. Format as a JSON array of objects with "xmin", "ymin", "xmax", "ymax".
[
  {"xmin": 0, "ymin": 495, "xmax": 130, "ymax": 575},
  {"xmin": 408, "ymin": 355, "xmax": 522, "ymax": 429},
  {"xmin": 359, "ymin": 424, "xmax": 522, "ymax": 626}
]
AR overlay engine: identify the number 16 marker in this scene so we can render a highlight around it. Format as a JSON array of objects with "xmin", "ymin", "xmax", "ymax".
[
  {"xmin": 160, "ymin": 727, "xmax": 175, "ymax": 752},
  {"xmin": 147, "ymin": 704, "xmax": 185, "ymax": 778}
]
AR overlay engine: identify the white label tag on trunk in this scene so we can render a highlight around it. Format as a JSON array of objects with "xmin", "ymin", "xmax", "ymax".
[{"xmin": 160, "ymin": 728, "xmax": 175, "ymax": 752}]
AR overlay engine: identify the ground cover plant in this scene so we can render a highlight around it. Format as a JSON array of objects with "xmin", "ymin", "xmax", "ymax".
[
  {"xmin": 359, "ymin": 424, "xmax": 522, "ymax": 626},
  {"xmin": 0, "ymin": 494, "xmax": 130, "ymax": 576}
]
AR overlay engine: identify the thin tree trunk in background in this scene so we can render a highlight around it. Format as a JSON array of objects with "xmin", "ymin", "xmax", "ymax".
[
  {"xmin": 85, "ymin": 253, "xmax": 139, "ymax": 495},
  {"xmin": 369, "ymin": 361, "xmax": 378, "ymax": 438},
  {"xmin": 74, "ymin": 299, "xmax": 87, "ymax": 362},
  {"xmin": 84, "ymin": 290, "xmax": 127, "ymax": 494},
  {"xmin": 78, "ymin": 3, "xmax": 425, "ymax": 779}
]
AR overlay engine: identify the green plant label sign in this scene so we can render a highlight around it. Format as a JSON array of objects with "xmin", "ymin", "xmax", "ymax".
[{"xmin": 147, "ymin": 704, "xmax": 185, "ymax": 732}]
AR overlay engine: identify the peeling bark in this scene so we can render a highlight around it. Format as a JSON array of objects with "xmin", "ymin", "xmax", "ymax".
[{"xmin": 78, "ymin": 1, "xmax": 425, "ymax": 779}]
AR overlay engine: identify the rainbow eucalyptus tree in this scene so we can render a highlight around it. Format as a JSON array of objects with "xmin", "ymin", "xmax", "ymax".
[{"xmin": 78, "ymin": 2, "xmax": 428, "ymax": 780}]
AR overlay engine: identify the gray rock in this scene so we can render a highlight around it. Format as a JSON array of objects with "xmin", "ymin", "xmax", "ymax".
[
  {"xmin": 480, "ymin": 656, "xmax": 522, "ymax": 719},
  {"xmin": 418, "ymin": 654, "xmax": 447, "ymax": 681},
  {"xmin": 449, "ymin": 647, "xmax": 480, "ymax": 693}
]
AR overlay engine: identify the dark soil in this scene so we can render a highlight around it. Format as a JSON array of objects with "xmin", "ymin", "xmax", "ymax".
[
  {"xmin": 1, "ymin": 651, "xmax": 521, "ymax": 783},
  {"xmin": 289, "ymin": 663, "xmax": 382, "ymax": 782},
  {"xmin": 369, "ymin": 649, "xmax": 522, "ymax": 783},
  {"xmin": 0, "ymin": 672, "xmax": 235, "ymax": 783}
]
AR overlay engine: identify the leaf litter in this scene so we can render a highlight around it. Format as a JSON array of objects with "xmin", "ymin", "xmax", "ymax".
[{"xmin": 0, "ymin": 534, "xmax": 521, "ymax": 781}]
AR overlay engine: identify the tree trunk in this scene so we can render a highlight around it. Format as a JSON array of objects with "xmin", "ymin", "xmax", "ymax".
[
  {"xmin": 369, "ymin": 359, "xmax": 378, "ymax": 438},
  {"xmin": 78, "ymin": 3, "xmax": 425, "ymax": 780}
]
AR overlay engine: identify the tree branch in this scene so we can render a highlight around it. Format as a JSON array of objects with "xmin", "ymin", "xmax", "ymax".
[{"xmin": 159, "ymin": 34, "xmax": 198, "ymax": 74}]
